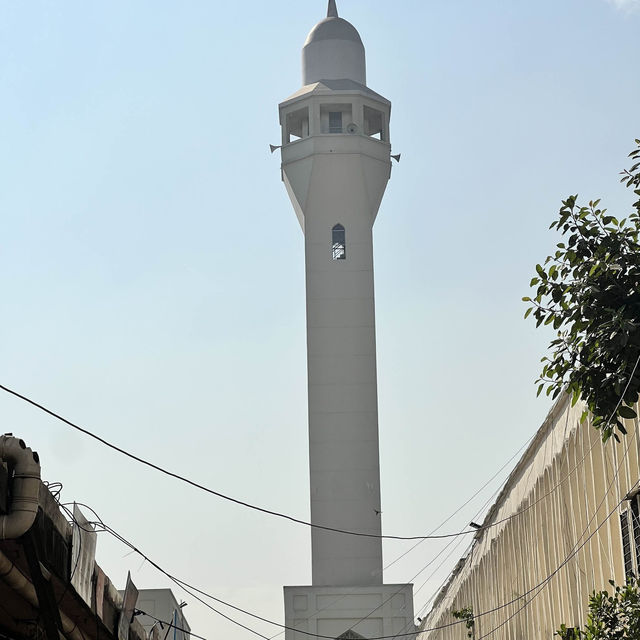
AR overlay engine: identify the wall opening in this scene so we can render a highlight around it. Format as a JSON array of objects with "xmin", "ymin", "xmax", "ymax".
[
  {"xmin": 285, "ymin": 107, "xmax": 310, "ymax": 143},
  {"xmin": 321, "ymin": 104, "xmax": 353, "ymax": 134},
  {"xmin": 364, "ymin": 105, "xmax": 386, "ymax": 141},
  {"xmin": 332, "ymin": 224, "xmax": 346, "ymax": 260},
  {"xmin": 620, "ymin": 495, "xmax": 640, "ymax": 579}
]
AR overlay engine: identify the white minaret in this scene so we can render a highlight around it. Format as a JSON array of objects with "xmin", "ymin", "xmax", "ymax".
[{"xmin": 279, "ymin": 2, "xmax": 414, "ymax": 639}]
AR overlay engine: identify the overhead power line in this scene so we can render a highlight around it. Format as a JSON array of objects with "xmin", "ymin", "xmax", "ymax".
[
  {"xmin": 62, "ymin": 475, "xmax": 639, "ymax": 640},
  {"xmin": 266, "ymin": 435, "xmax": 535, "ymax": 640},
  {"xmin": 0, "ymin": 383, "xmax": 599, "ymax": 543},
  {"xmin": 439, "ymin": 355, "xmax": 640, "ymax": 639},
  {"xmin": 62, "ymin": 434, "xmax": 521, "ymax": 640},
  {"xmin": 475, "ymin": 412, "xmax": 640, "ymax": 634},
  {"xmin": 61, "ymin": 351, "xmax": 639, "ymax": 640},
  {"xmin": 133, "ymin": 612, "xmax": 207, "ymax": 640},
  {"xmin": 34, "ymin": 356, "xmax": 640, "ymax": 639},
  {"xmin": 59, "ymin": 503, "xmax": 460, "ymax": 640},
  {"xmin": 0, "ymin": 382, "xmax": 486, "ymax": 541}
]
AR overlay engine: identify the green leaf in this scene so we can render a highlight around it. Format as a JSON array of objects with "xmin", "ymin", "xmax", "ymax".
[
  {"xmin": 528, "ymin": 141, "xmax": 640, "ymax": 444},
  {"xmin": 618, "ymin": 405, "xmax": 637, "ymax": 419}
]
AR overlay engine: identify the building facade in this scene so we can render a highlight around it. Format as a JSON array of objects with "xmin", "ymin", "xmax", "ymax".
[
  {"xmin": 0, "ymin": 434, "xmax": 189, "ymax": 640},
  {"xmin": 419, "ymin": 395, "xmax": 640, "ymax": 639},
  {"xmin": 136, "ymin": 590, "xmax": 191, "ymax": 640}
]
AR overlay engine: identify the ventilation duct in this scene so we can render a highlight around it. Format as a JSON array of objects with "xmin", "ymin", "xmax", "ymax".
[{"xmin": 0, "ymin": 435, "xmax": 41, "ymax": 539}]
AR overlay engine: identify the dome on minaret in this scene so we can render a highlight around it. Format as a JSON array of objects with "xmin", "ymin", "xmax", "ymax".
[{"xmin": 302, "ymin": 1, "xmax": 367, "ymax": 86}]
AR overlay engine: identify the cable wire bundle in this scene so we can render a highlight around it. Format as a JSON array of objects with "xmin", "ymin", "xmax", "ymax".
[{"xmin": 4, "ymin": 363, "xmax": 640, "ymax": 640}]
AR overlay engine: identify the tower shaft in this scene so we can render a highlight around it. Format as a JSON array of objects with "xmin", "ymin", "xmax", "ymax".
[
  {"xmin": 304, "ymin": 153, "xmax": 382, "ymax": 587},
  {"xmin": 279, "ymin": 6, "xmax": 415, "ymax": 639}
]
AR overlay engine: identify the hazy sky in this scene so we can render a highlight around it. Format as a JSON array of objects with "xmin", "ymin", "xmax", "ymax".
[{"xmin": 1, "ymin": 1, "xmax": 639, "ymax": 638}]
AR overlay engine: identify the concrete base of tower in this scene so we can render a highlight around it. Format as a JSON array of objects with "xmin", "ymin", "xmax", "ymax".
[{"xmin": 283, "ymin": 584, "xmax": 415, "ymax": 640}]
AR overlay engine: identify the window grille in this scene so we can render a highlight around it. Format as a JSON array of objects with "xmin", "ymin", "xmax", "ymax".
[
  {"xmin": 632, "ymin": 497, "xmax": 640, "ymax": 574},
  {"xmin": 332, "ymin": 224, "xmax": 346, "ymax": 260},
  {"xmin": 621, "ymin": 511, "xmax": 634, "ymax": 579},
  {"xmin": 329, "ymin": 111, "xmax": 343, "ymax": 134}
]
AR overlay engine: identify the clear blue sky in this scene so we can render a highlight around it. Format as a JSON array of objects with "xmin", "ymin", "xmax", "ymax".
[{"xmin": 1, "ymin": 1, "xmax": 639, "ymax": 638}]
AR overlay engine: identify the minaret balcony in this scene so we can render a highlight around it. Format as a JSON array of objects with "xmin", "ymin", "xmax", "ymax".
[
  {"xmin": 279, "ymin": 81, "xmax": 391, "ymax": 146},
  {"xmin": 280, "ymin": 133, "xmax": 391, "ymax": 168}
]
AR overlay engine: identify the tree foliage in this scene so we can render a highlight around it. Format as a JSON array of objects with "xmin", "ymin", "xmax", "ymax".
[
  {"xmin": 525, "ymin": 140, "xmax": 640, "ymax": 442},
  {"xmin": 452, "ymin": 607, "xmax": 475, "ymax": 639},
  {"xmin": 557, "ymin": 578, "xmax": 640, "ymax": 639}
]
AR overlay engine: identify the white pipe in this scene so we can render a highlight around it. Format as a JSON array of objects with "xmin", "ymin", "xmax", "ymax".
[
  {"xmin": 0, "ymin": 435, "xmax": 41, "ymax": 540},
  {"xmin": 0, "ymin": 548, "xmax": 86, "ymax": 640}
]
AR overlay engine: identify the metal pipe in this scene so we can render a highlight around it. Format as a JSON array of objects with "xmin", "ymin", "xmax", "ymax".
[
  {"xmin": 0, "ymin": 435, "xmax": 41, "ymax": 540},
  {"xmin": 0, "ymin": 548, "xmax": 86, "ymax": 640},
  {"xmin": 0, "ymin": 436, "xmax": 85, "ymax": 640}
]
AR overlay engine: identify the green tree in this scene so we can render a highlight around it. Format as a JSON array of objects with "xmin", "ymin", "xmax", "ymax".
[
  {"xmin": 557, "ymin": 577, "xmax": 640, "ymax": 639},
  {"xmin": 452, "ymin": 607, "xmax": 475, "ymax": 639},
  {"xmin": 524, "ymin": 140, "xmax": 640, "ymax": 442}
]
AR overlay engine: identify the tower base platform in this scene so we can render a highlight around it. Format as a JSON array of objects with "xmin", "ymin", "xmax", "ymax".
[{"xmin": 284, "ymin": 584, "xmax": 415, "ymax": 640}]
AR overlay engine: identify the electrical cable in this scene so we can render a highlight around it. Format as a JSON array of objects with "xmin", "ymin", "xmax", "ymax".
[
  {"xmin": 10, "ymin": 419, "xmax": 637, "ymax": 640},
  {"xmin": 62, "ymin": 495, "xmax": 637, "ymax": 640},
  {"xmin": 9, "ymin": 360, "xmax": 638, "ymax": 638},
  {"xmin": 43, "ymin": 481, "xmax": 63, "ymax": 502},
  {"xmin": 414, "ymin": 483, "xmax": 506, "ymax": 606},
  {"xmin": 56, "ymin": 503, "xmax": 85, "ymax": 608},
  {"xmin": 55, "ymin": 442, "xmax": 640, "ymax": 640},
  {"xmin": 412, "ymin": 457, "xmax": 549, "ymax": 631},
  {"xmin": 265, "ymin": 433, "xmax": 537, "ymax": 640},
  {"xmin": 0, "ymin": 383, "xmax": 459, "ymax": 541},
  {"xmin": 54, "ymin": 434, "xmax": 538, "ymax": 640},
  {"xmin": 59, "ymin": 502, "xmax": 464, "ymax": 639},
  {"xmin": 57, "ymin": 503, "xmax": 273, "ymax": 640},
  {"xmin": 474, "ymin": 424, "xmax": 640, "ymax": 637},
  {"xmin": 476, "ymin": 479, "xmax": 639, "ymax": 639},
  {"xmin": 346, "ymin": 472, "xmax": 518, "ymax": 638},
  {"xmin": 386, "ymin": 432, "xmax": 536, "ymax": 573},
  {"xmin": 388, "ymin": 467, "xmax": 518, "ymax": 640},
  {"xmin": 0, "ymin": 383, "xmax": 602, "ymax": 543},
  {"xmin": 134, "ymin": 611, "xmax": 206, "ymax": 640},
  {"xmin": 64, "ymin": 503, "xmax": 432, "ymax": 640},
  {"xmin": 439, "ymin": 354, "xmax": 640, "ymax": 638},
  {"xmin": 161, "ymin": 579, "xmax": 272, "ymax": 640}
]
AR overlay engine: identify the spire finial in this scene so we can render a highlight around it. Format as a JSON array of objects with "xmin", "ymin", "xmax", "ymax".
[{"xmin": 327, "ymin": 0, "xmax": 338, "ymax": 18}]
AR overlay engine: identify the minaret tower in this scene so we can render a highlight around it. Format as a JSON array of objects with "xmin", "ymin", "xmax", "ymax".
[{"xmin": 279, "ymin": 3, "xmax": 414, "ymax": 639}]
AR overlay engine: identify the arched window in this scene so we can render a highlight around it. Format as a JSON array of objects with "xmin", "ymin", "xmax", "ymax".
[{"xmin": 332, "ymin": 224, "xmax": 346, "ymax": 260}]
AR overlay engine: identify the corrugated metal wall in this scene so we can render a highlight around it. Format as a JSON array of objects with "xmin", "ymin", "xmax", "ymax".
[{"xmin": 419, "ymin": 396, "xmax": 640, "ymax": 640}]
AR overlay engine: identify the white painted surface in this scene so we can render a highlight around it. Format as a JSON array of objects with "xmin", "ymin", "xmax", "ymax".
[
  {"xmin": 303, "ymin": 17, "xmax": 366, "ymax": 86},
  {"xmin": 279, "ymin": 3, "xmax": 411, "ymax": 610},
  {"xmin": 284, "ymin": 584, "xmax": 415, "ymax": 640},
  {"xmin": 71, "ymin": 505, "xmax": 97, "ymax": 607},
  {"xmin": 281, "ymin": 127, "xmax": 391, "ymax": 588},
  {"xmin": 135, "ymin": 589, "xmax": 191, "ymax": 640}
]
